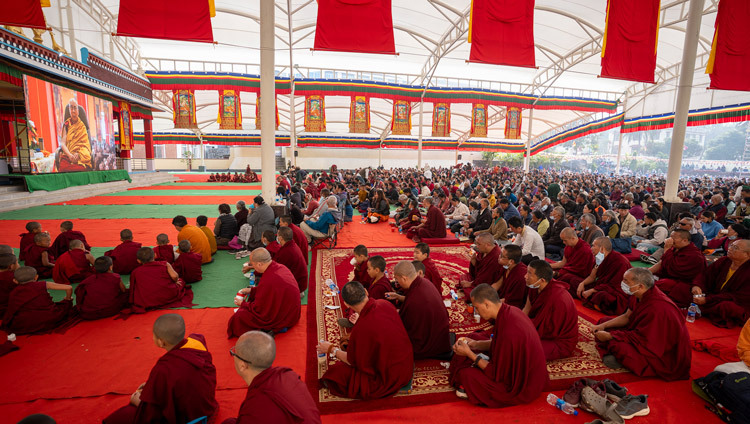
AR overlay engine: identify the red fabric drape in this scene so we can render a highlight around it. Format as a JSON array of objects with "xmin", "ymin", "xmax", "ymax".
[
  {"xmin": 116, "ymin": 0, "xmax": 214, "ymax": 43},
  {"xmin": 600, "ymin": 0, "xmax": 660, "ymax": 83},
  {"xmin": 708, "ymin": 0, "xmax": 750, "ymax": 91},
  {"xmin": 468, "ymin": 0, "xmax": 536, "ymax": 68},
  {"xmin": 313, "ymin": 0, "xmax": 395, "ymax": 54},
  {"xmin": 0, "ymin": 0, "xmax": 46, "ymax": 29}
]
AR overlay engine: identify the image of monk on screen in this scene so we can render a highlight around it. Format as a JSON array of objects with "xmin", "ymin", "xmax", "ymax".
[{"xmin": 57, "ymin": 98, "xmax": 92, "ymax": 171}]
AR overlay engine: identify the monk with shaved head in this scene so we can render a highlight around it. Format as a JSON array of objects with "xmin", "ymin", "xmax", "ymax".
[
  {"xmin": 579, "ymin": 237, "xmax": 632, "ymax": 315},
  {"xmin": 52, "ymin": 239, "xmax": 94, "ymax": 285},
  {"xmin": 458, "ymin": 232, "xmax": 503, "ymax": 300},
  {"xmin": 550, "ymin": 227, "xmax": 595, "ymax": 297},
  {"xmin": 50, "ymin": 220, "xmax": 91, "ymax": 259},
  {"xmin": 224, "ymin": 331, "xmax": 321, "ymax": 423},
  {"xmin": 2, "ymin": 266, "xmax": 73, "ymax": 335},
  {"xmin": 0, "ymin": 252, "xmax": 19, "ymax": 317},
  {"xmin": 651, "ymin": 228, "xmax": 707, "ymax": 307},
  {"xmin": 127, "ymin": 247, "xmax": 193, "ymax": 314},
  {"xmin": 693, "ymin": 239, "xmax": 750, "ymax": 328},
  {"xmin": 104, "ymin": 313, "xmax": 218, "ymax": 424}
]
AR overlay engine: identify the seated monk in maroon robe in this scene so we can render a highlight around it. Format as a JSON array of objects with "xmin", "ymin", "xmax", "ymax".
[
  {"xmin": 692, "ymin": 239, "xmax": 750, "ymax": 328},
  {"xmin": 224, "ymin": 331, "xmax": 321, "ymax": 424},
  {"xmin": 24, "ymin": 233, "xmax": 55, "ymax": 279},
  {"xmin": 274, "ymin": 227, "xmax": 308, "ymax": 292},
  {"xmin": 593, "ymin": 267, "xmax": 692, "ymax": 381},
  {"xmin": 406, "ymin": 197, "xmax": 446, "ymax": 242},
  {"xmin": 228, "ymin": 248, "xmax": 301, "ymax": 337},
  {"xmin": 173, "ymin": 240, "xmax": 203, "ymax": 284},
  {"xmin": 52, "ymin": 239, "xmax": 94, "ymax": 285},
  {"xmin": 551, "ymin": 228, "xmax": 595, "ymax": 295},
  {"xmin": 652, "ymin": 229, "xmax": 707, "ymax": 308},
  {"xmin": 365, "ymin": 256, "xmax": 392, "ymax": 301},
  {"xmin": 317, "ymin": 281, "xmax": 414, "ymax": 400},
  {"xmin": 153, "ymin": 233, "xmax": 175, "ymax": 264},
  {"xmin": 280, "ymin": 216, "xmax": 308, "ymax": 266},
  {"xmin": 105, "ymin": 229, "xmax": 143, "ymax": 275},
  {"xmin": 262, "ymin": 231, "xmax": 281, "ymax": 258},
  {"xmin": 351, "ymin": 245, "xmax": 373, "ymax": 289},
  {"xmin": 522, "ymin": 260, "xmax": 579, "ymax": 361},
  {"xmin": 459, "ymin": 233, "xmax": 503, "ymax": 299},
  {"xmin": 50, "ymin": 220, "xmax": 91, "ymax": 259},
  {"xmin": 2, "ymin": 266, "xmax": 73, "ymax": 335},
  {"xmin": 388, "ymin": 261, "xmax": 451, "ymax": 360},
  {"xmin": 75, "ymin": 256, "xmax": 129, "ymax": 320},
  {"xmin": 491, "ymin": 244, "xmax": 528, "ymax": 309},
  {"xmin": 104, "ymin": 314, "xmax": 218, "ymax": 424},
  {"xmin": 0, "ymin": 253, "xmax": 19, "ymax": 317},
  {"xmin": 414, "ymin": 242, "xmax": 444, "ymax": 294},
  {"xmin": 127, "ymin": 247, "xmax": 193, "ymax": 314},
  {"xmin": 449, "ymin": 284, "xmax": 548, "ymax": 406},
  {"xmin": 18, "ymin": 221, "xmax": 42, "ymax": 262},
  {"xmin": 581, "ymin": 237, "xmax": 632, "ymax": 315}
]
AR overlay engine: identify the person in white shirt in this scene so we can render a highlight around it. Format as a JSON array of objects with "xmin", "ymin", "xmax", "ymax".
[
  {"xmin": 446, "ymin": 197, "xmax": 470, "ymax": 227},
  {"xmin": 507, "ymin": 216, "xmax": 545, "ymax": 264}
]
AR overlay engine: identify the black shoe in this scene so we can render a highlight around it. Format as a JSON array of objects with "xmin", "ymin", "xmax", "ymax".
[{"xmin": 602, "ymin": 354, "xmax": 623, "ymax": 369}]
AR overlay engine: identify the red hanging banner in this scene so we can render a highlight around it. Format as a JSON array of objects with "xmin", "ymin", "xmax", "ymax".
[
  {"xmin": 431, "ymin": 103, "xmax": 451, "ymax": 137},
  {"xmin": 313, "ymin": 0, "xmax": 395, "ymax": 54},
  {"xmin": 468, "ymin": 0, "xmax": 536, "ymax": 68},
  {"xmin": 707, "ymin": 0, "xmax": 750, "ymax": 91},
  {"xmin": 0, "ymin": 0, "xmax": 46, "ymax": 29},
  {"xmin": 116, "ymin": 0, "xmax": 214, "ymax": 43},
  {"xmin": 600, "ymin": 0, "xmax": 661, "ymax": 83},
  {"xmin": 118, "ymin": 102, "xmax": 134, "ymax": 150},
  {"xmin": 505, "ymin": 106, "xmax": 522, "ymax": 139}
]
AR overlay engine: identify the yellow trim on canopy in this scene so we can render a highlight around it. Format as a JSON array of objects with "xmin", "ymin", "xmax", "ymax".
[
  {"xmin": 654, "ymin": 2, "xmax": 661, "ymax": 55},
  {"xmin": 209, "ymin": 0, "xmax": 216, "ymax": 17},
  {"xmin": 41, "ymin": 0, "xmax": 51, "ymax": 7},
  {"xmin": 706, "ymin": 24, "xmax": 719, "ymax": 74},
  {"xmin": 468, "ymin": 0, "xmax": 474, "ymax": 44},
  {"xmin": 601, "ymin": 0, "xmax": 610, "ymax": 58}
]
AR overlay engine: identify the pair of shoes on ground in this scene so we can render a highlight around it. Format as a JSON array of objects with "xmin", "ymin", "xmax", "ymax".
[
  {"xmin": 580, "ymin": 386, "xmax": 650, "ymax": 423},
  {"xmin": 639, "ymin": 254, "xmax": 658, "ymax": 264}
]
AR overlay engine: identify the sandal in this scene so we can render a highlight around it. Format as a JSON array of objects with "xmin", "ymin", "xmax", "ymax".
[{"xmin": 580, "ymin": 386, "xmax": 623, "ymax": 424}]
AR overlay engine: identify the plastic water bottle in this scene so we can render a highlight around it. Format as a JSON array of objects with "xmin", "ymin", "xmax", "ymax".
[
  {"xmin": 248, "ymin": 271, "xmax": 256, "ymax": 287},
  {"xmin": 460, "ymin": 227, "xmax": 465, "ymax": 236},
  {"xmin": 473, "ymin": 309, "xmax": 481, "ymax": 323},
  {"xmin": 546, "ymin": 394, "xmax": 578, "ymax": 415},
  {"xmin": 686, "ymin": 303, "xmax": 698, "ymax": 323},
  {"xmin": 449, "ymin": 289, "xmax": 459, "ymax": 301},
  {"xmin": 326, "ymin": 279, "xmax": 339, "ymax": 295},
  {"xmin": 398, "ymin": 226, "xmax": 403, "ymax": 234},
  {"xmin": 317, "ymin": 340, "xmax": 327, "ymax": 364}
]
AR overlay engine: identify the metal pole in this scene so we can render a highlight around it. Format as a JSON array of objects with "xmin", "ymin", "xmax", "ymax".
[
  {"xmin": 665, "ymin": 0, "xmax": 705, "ymax": 201},
  {"xmin": 260, "ymin": 0, "xmax": 276, "ymax": 200},
  {"xmin": 286, "ymin": 0, "xmax": 297, "ymax": 167},
  {"xmin": 65, "ymin": 0, "xmax": 77, "ymax": 59},
  {"xmin": 378, "ymin": 141, "xmax": 382, "ymax": 167},
  {"xmin": 523, "ymin": 108, "xmax": 534, "ymax": 173},
  {"xmin": 616, "ymin": 98, "xmax": 627, "ymax": 175},
  {"xmin": 417, "ymin": 100, "xmax": 423, "ymax": 168}
]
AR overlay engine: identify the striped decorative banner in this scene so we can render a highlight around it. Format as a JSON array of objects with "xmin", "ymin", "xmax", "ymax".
[
  {"xmin": 621, "ymin": 102, "xmax": 750, "ymax": 133},
  {"xmin": 145, "ymin": 71, "xmax": 292, "ymax": 94},
  {"xmin": 118, "ymin": 132, "xmax": 291, "ymax": 146},
  {"xmin": 459, "ymin": 139, "xmax": 527, "ymax": 152},
  {"xmin": 531, "ymin": 113, "xmax": 624, "ymax": 155}
]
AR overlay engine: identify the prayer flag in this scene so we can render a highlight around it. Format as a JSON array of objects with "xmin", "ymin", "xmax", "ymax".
[
  {"xmin": 116, "ymin": 0, "xmax": 214, "ymax": 43},
  {"xmin": 313, "ymin": 0, "xmax": 395, "ymax": 54},
  {"xmin": 468, "ymin": 0, "xmax": 535, "ymax": 68},
  {"xmin": 0, "ymin": 0, "xmax": 46, "ymax": 29},
  {"xmin": 707, "ymin": 0, "xmax": 750, "ymax": 91},
  {"xmin": 600, "ymin": 0, "xmax": 661, "ymax": 83}
]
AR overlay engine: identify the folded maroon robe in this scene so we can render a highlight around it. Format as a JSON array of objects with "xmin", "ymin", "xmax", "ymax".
[
  {"xmin": 321, "ymin": 299, "xmax": 414, "ymax": 400},
  {"xmin": 450, "ymin": 303, "xmax": 549, "ymax": 407},
  {"xmin": 0, "ymin": 270, "xmax": 16, "ymax": 317},
  {"xmin": 422, "ymin": 257, "xmax": 444, "ymax": 294},
  {"xmin": 24, "ymin": 244, "xmax": 54, "ymax": 278},
  {"xmin": 368, "ymin": 275, "xmax": 391, "ymax": 301},
  {"xmin": 701, "ymin": 256, "xmax": 750, "ymax": 328},
  {"xmin": 128, "ymin": 261, "xmax": 193, "ymax": 314},
  {"xmin": 399, "ymin": 277, "xmax": 451, "ymax": 359},
  {"xmin": 2, "ymin": 280, "xmax": 72, "ymax": 335},
  {"xmin": 18, "ymin": 232, "xmax": 35, "ymax": 261},
  {"xmin": 463, "ymin": 245, "xmax": 503, "ymax": 298},
  {"xmin": 153, "ymin": 244, "xmax": 175, "ymax": 264},
  {"xmin": 597, "ymin": 286, "xmax": 692, "ymax": 381},
  {"xmin": 587, "ymin": 250, "xmax": 632, "ymax": 315},
  {"xmin": 274, "ymin": 241, "xmax": 308, "ymax": 292},
  {"xmin": 75, "ymin": 272, "xmax": 129, "ymax": 320},
  {"xmin": 52, "ymin": 249, "xmax": 93, "ymax": 285},
  {"xmin": 103, "ymin": 334, "xmax": 218, "ymax": 424},
  {"xmin": 497, "ymin": 263, "xmax": 528, "ymax": 309},
  {"xmin": 353, "ymin": 259, "xmax": 373, "ymax": 289},
  {"xmin": 289, "ymin": 223, "xmax": 309, "ymax": 265},
  {"xmin": 527, "ymin": 280, "xmax": 579, "ymax": 360},
  {"xmin": 173, "ymin": 252, "xmax": 203, "ymax": 284},
  {"xmin": 227, "ymin": 261, "xmax": 301, "ymax": 337},
  {"xmin": 105, "ymin": 241, "xmax": 143, "ymax": 275},
  {"xmin": 51, "ymin": 230, "xmax": 91, "ymax": 259},
  {"xmin": 557, "ymin": 238, "xmax": 595, "ymax": 290},
  {"xmin": 656, "ymin": 243, "xmax": 707, "ymax": 307},
  {"xmin": 222, "ymin": 366, "xmax": 321, "ymax": 424}
]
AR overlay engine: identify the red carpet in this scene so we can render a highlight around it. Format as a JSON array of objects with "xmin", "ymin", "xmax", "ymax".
[
  {"xmin": 49, "ymin": 195, "xmax": 252, "ymax": 205},
  {"xmin": 0, "ymin": 219, "xmax": 183, "ymax": 247},
  {"xmin": 336, "ymin": 222, "xmax": 435, "ymax": 248},
  {"xmin": 171, "ymin": 173, "xmax": 262, "ymax": 182},
  {"xmin": 127, "ymin": 184, "xmax": 261, "ymax": 190}
]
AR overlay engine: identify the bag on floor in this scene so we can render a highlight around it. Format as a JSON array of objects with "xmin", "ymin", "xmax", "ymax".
[
  {"xmin": 611, "ymin": 237, "xmax": 632, "ymax": 254},
  {"xmin": 693, "ymin": 371, "xmax": 750, "ymax": 423}
]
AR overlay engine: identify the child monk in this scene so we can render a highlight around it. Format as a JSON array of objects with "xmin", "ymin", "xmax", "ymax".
[
  {"xmin": 18, "ymin": 221, "xmax": 42, "ymax": 261},
  {"xmin": 262, "ymin": 230, "xmax": 280, "ymax": 257},
  {"xmin": 105, "ymin": 229, "xmax": 142, "ymax": 275},
  {"xmin": 153, "ymin": 233, "xmax": 175, "ymax": 264},
  {"xmin": 24, "ymin": 233, "xmax": 55, "ymax": 278},
  {"xmin": 75, "ymin": 256, "xmax": 129, "ymax": 320},
  {"xmin": 196, "ymin": 216, "xmax": 217, "ymax": 255},
  {"xmin": 173, "ymin": 240, "xmax": 203, "ymax": 284},
  {"xmin": 50, "ymin": 220, "xmax": 91, "ymax": 258},
  {"xmin": 2, "ymin": 266, "xmax": 73, "ymax": 335},
  {"xmin": 0, "ymin": 253, "xmax": 19, "ymax": 317},
  {"xmin": 52, "ymin": 239, "xmax": 95, "ymax": 285},
  {"xmin": 414, "ymin": 242, "xmax": 444, "ymax": 293},
  {"xmin": 128, "ymin": 247, "xmax": 193, "ymax": 313},
  {"xmin": 352, "ymin": 244, "xmax": 373, "ymax": 289}
]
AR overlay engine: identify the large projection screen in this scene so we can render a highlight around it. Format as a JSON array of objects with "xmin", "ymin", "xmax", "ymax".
[{"xmin": 23, "ymin": 75, "xmax": 116, "ymax": 173}]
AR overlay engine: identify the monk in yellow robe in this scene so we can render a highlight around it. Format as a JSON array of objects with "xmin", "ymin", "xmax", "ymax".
[{"xmin": 58, "ymin": 98, "xmax": 92, "ymax": 171}]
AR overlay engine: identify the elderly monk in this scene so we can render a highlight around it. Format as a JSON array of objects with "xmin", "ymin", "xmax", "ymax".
[
  {"xmin": 103, "ymin": 314, "xmax": 218, "ymax": 424},
  {"xmin": 491, "ymin": 244, "xmax": 528, "ymax": 309},
  {"xmin": 650, "ymin": 229, "xmax": 707, "ymax": 308},
  {"xmin": 172, "ymin": 215, "xmax": 212, "ymax": 264},
  {"xmin": 228, "ymin": 248, "xmax": 301, "ymax": 337},
  {"xmin": 522, "ymin": 260, "xmax": 578, "ymax": 361},
  {"xmin": 50, "ymin": 220, "xmax": 91, "ymax": 258},
  {"xmin": 274, "ymin": 227, "xmax": 308, "ymax": 293},
  {"xmin": 52, "ymin": 239, "xmax": 94, "ymax": 285},
  {"xmin": 692, "ymin": 239, "xmax": 750, "ymax": 328},
  {"xmin": 407, "ymin": 197, "xmax": 447, "ymax": 242},
  {"xmin": 551, "ymin": 227, "xmax": 595, "ymax": 295},
  {"xmin": 580, "ymin": 237, "xmax": 632, "ymax": 315},
  {"xmin": 128, "ymin": 247, "xmax": 193, "ymax": 314},
  {"xmin": 224, "ymin": 331, "xmax": 321, "ymax": 424},
  {"xmin": 58, "ymin": 98, "xmax": 92, "ymax": 171},
  {"xmin": 365, "ymin": 255, "xmax": 392, "ymax": 301},
  {"xmin": 459, "ymin": 233, "xmax": 503, "ymax": 299},
  {"xmin": 2, "ymin": 266, "xmax": 73, "ymax": 335},
  {"xmin": 75, "ymin": 256, "xmax": 128, "ymax": 320},
  {"xmin": 279, "ymin": 215, "xmax": 308, "ymax": 266},
  {"xmin": 386, "ymin": 261, "xmax": 451, "ymax": 360},
  {"xmin": 414, "ymin": 242, "xmax": 444, "ymax": 293},
  {"xmin": 593, "ymin": 268, "xmax": 691, "ymax": 381},
  {"xmin": 317, "ymin": 281, "xmax": 413, "ymax": 400},
  {"xmin": 104, "ymin": 229, "xmax": 142, "ymax": 275},
  {"xmin": 450, "ymin": 284, "xmax": 548, "ymax": 406}
]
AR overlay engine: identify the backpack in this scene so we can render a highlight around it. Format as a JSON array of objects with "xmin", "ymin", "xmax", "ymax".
[
  {"xmin": 237, "ymin": 224, "xmax": 253, "ymax": 246},
  {"xmin": 693, "ymin": 371, "xmax": 750, "ymax": 423}
]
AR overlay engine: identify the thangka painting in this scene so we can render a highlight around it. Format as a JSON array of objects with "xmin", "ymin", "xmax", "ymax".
[
  {"xmin": 505, "ymin": 106, "xmax": 522, "ymax": 139},
  {"xmin": 255, "ymin": 95, "xmax": 280, "ymax": 130},
  {"xmin": 391, "ymin": 100, "xmax": 411, "ymax": 135},
  {"xmin": 118, "ymin": 101, "xmax": 133, "ymax": 150},
  {"xmin": 305, "ymin": 95, "xmax": 326, "ymax": 132},
  {"xmin": 431, "ymin": 102, "xmax": 450, "ymax": 137},
  {"xmin": 173, "ymin": 89, "xmax": 196, "ymax": 129},
  {"xmin": 348, "ymin": 96, "xmax": 370, "ymax": 133},
  {"xmin": 218, "ymin": 90, "xmax": 242, "ymax": 130},
  {"xmin": 471, "ymin": 103, "xmax": 487, "ymax": 138}
]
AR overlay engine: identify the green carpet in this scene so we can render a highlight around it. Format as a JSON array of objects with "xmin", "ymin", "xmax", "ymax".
[{"xmin": 0, "ymin": 204, "xmax": 220, "ymax": 220}]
